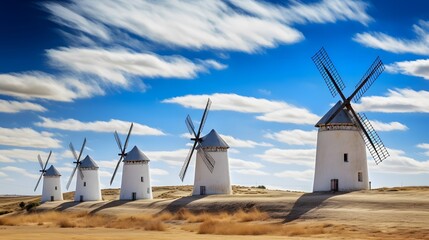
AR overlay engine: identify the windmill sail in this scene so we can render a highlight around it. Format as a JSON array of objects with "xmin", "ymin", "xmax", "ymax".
[
  {"xmin": 356, "ymin": 113, "xmax": 390, "ymax": 164},
  {"xmin": 66, "ymin": 139, "xmax": 86, "ymax": 190},
  {"xmin": 353, "ymin": 57, "xmax": 384, "ymax": 103},
  {"xmin": 110, "ymin": 123, "xmax": 133, "ymax": 185},
  {"xmin": 34, "ymin": 151, "xmax": 52, "ymax": 191},
  {"xmin": 312, "ymin": 47, "xmax": 346, "ymax": 98},
  {"xmin": 179, "ymin": 98, "xmax": 215, "ymax": 181}
]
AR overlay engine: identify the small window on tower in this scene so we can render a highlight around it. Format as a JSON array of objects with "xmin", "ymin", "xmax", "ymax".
[
  {"xmin": 358, "ymin": 172, "xmax": 363, "ymax": 182},
  {"xmin": 344, "ymin": 153, "xmax": 348, "ymax": 162},
  {"xmin": 84, "ymin": 182, "xmax": 86, "ymax": 187},
  {"xmin": 55, "ymin": 186, "xmax": 57, "ymax": 190},
  {"xmin": 141, "ymin": 177, "xmax": 144, "ymax": 182},
  {"xmin": 147, "ymin": 188, "xmax": 150, "ymax": 194}
]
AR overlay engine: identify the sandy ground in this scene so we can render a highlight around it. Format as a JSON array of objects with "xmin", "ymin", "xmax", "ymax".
[{"xmin": 1, "ymin": 186, "xmax": 429, "ymax": 239}]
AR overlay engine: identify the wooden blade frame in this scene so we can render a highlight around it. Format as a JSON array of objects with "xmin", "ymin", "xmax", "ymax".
[{"xmin": 110, "ymin": 123, "xmax": 133, "ymax": 185}]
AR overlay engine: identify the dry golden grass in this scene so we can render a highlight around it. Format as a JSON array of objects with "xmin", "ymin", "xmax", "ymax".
[{"xmin": 0, "ymin": 211, "xmax": 165, "ymax": 231}]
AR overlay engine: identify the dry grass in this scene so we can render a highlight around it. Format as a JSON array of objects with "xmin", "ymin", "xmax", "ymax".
[{"xmin": 0, "ymin": 211, "xmax": 165, "ymax": 231}]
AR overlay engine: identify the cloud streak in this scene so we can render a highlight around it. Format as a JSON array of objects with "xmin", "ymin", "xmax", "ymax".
[
  {"xmin": 0, "ymin": 100, "xmax": 46, "ymax": 113},
  {"xmin": 386, "ymin": 59, "xmax": 429, "ymax": 80},
  {"xmin": 256, "ymin": 148, "xmax": 316, "ymax": 166},
  {"xmin": 35, "ymin": 117, "xmax": 165, "ymax": 136},
  {"xmin": 354, "ymin": 20, "xmax": 429, "ymax": 55},
  {"xmin": 163, "ymin": 93, "xmax": 319, "ymax": 124},
  {"xmin": 264, "ymin": 129, "xmax": 317, "ymax": 146},
  {"xmin": 0, "ymin": 127, "xmax": 61, "ymax": 149}
]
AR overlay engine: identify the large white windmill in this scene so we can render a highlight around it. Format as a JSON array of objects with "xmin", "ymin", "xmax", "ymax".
[
  {"xmin": 311, "ymin": 47, "xmax": 389, "ymax": 192},
  {"xmin": 180, "ymin": 98, "xmax": 232, "ymax": 195},
  {"xmin": 34, "ymin": 151, "xmax": 63, "ymax": 202},
  {"xmin": 66, "ymin": 138, "xmax": 102, "ymax": 202},
  {"xmin": 110, "ymin": 123, "xmax": 153, "ymax": 200}
]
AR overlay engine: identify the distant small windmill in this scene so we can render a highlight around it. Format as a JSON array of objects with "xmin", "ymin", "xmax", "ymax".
[
  {"xmin": 111, "ymin": 123, "xmax": 153, "ymax": 200},
  {"xmin": 67, "ymin": 138, "xmax": 102, "ymax": 201},
  {"xmin": 312, "ymin": 47, "xmax": 389, "ymax": 192},
  {"xmin": 180, "ymin": 98, "xmax": 232, "ymax": 195},
  {"xmin": 34, "ymin": 151, "xmax": 63, "ymax": 202}
]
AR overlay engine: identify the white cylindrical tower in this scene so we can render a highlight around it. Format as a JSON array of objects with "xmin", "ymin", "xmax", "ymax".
[
  {"xmin": 313, "ymin": 102, "xmax": 369, "ymax": 192},
  {"xmin": 41, "ymin": 165, "xmax": 63, "ymax": 202},
  {"xmin": 193, "ymin": 129, "xmax": 232, "ymax": 195},
  {"xmin": 120, "ymin": 146, "xmax": 152, "ymax": 200},
  {"xmin": 74, "ymin": 155, "xmax": 102, "ymax": 201}
]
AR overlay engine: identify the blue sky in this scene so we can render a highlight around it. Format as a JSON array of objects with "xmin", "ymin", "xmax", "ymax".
[{"xmin": 1, "ymin": 0, "xmax": 428, "ymax": 195}]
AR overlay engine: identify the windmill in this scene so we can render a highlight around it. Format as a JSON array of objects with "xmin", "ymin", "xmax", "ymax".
[
  {"xmin": 311, "ymin": 47, "xmax": 389, "ymax": 192},
  {"xmin": 180, "ymin": 98, "xmax": 232, "ymax": 195},
  {"xmin": 110, "ymin": 123, "xmax": 133, "ymax": 185},
  {"xmin": 34, "ymin": 151, "xmax": 63, "ymax": 202},
  {"xmin": 111, "ymin": 123, "xmax": 153, "ymax": 200},
  {"xmin": 67, "ymin": 138, "xmax": 102, "ymax": 201}
]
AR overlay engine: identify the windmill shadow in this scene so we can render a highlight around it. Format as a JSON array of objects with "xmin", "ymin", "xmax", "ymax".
[
  {"xmin": 89, "ymin": 200, "xmax": 128, "ymax": 214},
  {"xmin": 161, "ymin": 195, "xmax": 207, "ymax": 213},
  {"xmin": 283, "ymin": 192, "xmax": 344, "ymax": 223},
  {"xmin": 54, "ymin": 201, "xmax": 81, "ymax": 211}
]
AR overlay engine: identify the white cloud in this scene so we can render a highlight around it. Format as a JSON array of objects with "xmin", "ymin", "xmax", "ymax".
[
  {"xmin": 264, "ymin": 129, "xmax": 317, "ymax": 146},
  {"xmin": 370, "ymin": 120, "xmax": 408, "ymax": 132},
  {"xmin": 274, "ymin": 169, "xmax": 314, "ymax": 181},
  {"xmin": 35, "ymin": 117, "xmax": 165, "ymax": 136},
  {"xmin": 355, "ymin": 88, "xmax": 429, "ymax": 113},
  {"xmin": 0, "ymin": 100, "xmax": 46, "ymax": 113},
  {"xmin": 234, "ymin": 169, "xmax": 268, "ymax": 176},
  {"xmin": 163, "ymin": 93, "xmax": 319, "ymax": 124},
  {"xmin": 386, "ymin": 59, "xmax": 429, "ymax": 80},
  {"xmin": 0, "ymin": 171, "xmax": 7, "ymax": 177},
  {"xmin": 229, "ymin": 158, "xmax": 264, "ymax": 169},
  {"xmin": 1, "ymin": 166, "xmax": 39, "ymax": 179},
  {"xmin": 231, "ymin": 0, "xmax": 371, "ymax": 25},
  {"xmin": 0, "ymin": 149, "xmax": 55, "ymax": 163},
  {"xmin": 417, "ymin": 143, "xmax": 429, "ymax": 157},
  {"xmin": 45, "ymin": 0, "xmax": 369, "ymax": 53},
  {"xmin": 354, "ymin": 20, "xmax": 429, "ymax": 55},
  {"xmin": 256, "ymin": 148, "xmax": 316, "ymax": 166},
  {"xmin": 369, "ymin": 148, "xmax": 429, "ymax": 174},
  {"xmin": 220, "ymin": 134, "xmax": 272, "ymax": 148},
  {"xmin": 0, "ymin": 127, "xmax": 61, "ymax": 149},
  {"xmin": 0, "ymin": 72, "xmax": 103, "ymax": 102},
  {"xmin": 151, "ymin": 168, "xmax": 169, "ymax": 175},
  {"xmin": 47, "ymin": 47, "xmax": 225, "ymax": 85},
  {"xmin": 145, "ymin": 149, "xmax": 191, "ymax": 166}
]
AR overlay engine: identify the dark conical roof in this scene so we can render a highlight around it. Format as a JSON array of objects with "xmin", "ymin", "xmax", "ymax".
[
  {"xmin": 44, "ymin": 165, "xmax": 61, "ymax": 176},
  {"xmin": 80, "ymin": 155, "xmax": 99, "ymax": 168},
  {"xmin": 124, "ymin": 146, "xmax": 150, "ymax": 161},
  {"xmin": 199, "ymin": 129, "xmax": 229, "ymax": 148},
  {"xmin": 315, "ymin": 101, "xmax": 354, "ymax": 127}
]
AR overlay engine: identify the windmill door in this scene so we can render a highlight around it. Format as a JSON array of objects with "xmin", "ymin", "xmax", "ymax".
[
  {"xmin": 50, "ymin": 196, "xmax": 54, "ymax": 201},
  {"xmin": 331, "ymin": 179, "xmax": 339, "ymax": 192},
  {"xmin": 132, "ymin": 192, "xmax": 137, "ymax": 201},
  {"xmin": 200, "ymin": 186, "xmax": 206, "ymax": 195},
  {"xmin": 79, "ymin": 195, "xmax": 84, "ymax": 202}
]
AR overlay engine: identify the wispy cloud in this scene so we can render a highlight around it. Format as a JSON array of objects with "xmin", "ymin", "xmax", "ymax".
[
  {"xmin": 35, "ymin": 117, "xmax": 165, "ymax": 136},
  {"xmin": 0, "ymin": 127, "xmax": 61, "ymax": 149},
  {"xmin": 145, "ymin": 149, "xmax": 191, "ymax": 166},
  {"xmin": 274, "ymin": 169, "xmax": 314, "ymax": 181},
  {"xmin": 369, "ymin": 148, "xmax": 429, "ymax": 174},
  {"xmin": 163, "ymin": 93, "xmax": 319, "ymax": 124},
  {"xmin": 230, "ymin": 158, "xmax": 264, "ymax": 169},
  {"xmin": 0, "ymin": 149, "xmax": 54, "ymax": 163},
  {"xmin": 1, "ymin": 166, "xmax": 39, "ymax": 179},
  {"xmin": 219, "ymin": 134, "xmax": 272, "ymax": 148},
  {"xmin": 355, "ymin": 88, "xmax": 429, "ymax": 113},
  {"xmin": 47, "ymin": 47, "xmax": 226, "ymax": 86},
  {"xmin": 386, "ymin": 59, "xmax": 429, "ymax": 80},
  {"xmin": 44, "ymin": 0, "xmax": 369, "ymax": 53},
  {"xmin": 256, "ymin": 148, "xmax": 316, "ymax": 166},
  {"xmin": 264, "ymin": 129, "xmax": 317, "ymax": 146},
  {"xmin": 370, "ymin": 120, "xmax": 408, "ymax": 131},
  {"xmin": 0, "ymin": 100, "xmax": 46, "ymax": 113},
  {"xmin": 233, "ymin": 169, "xmax": 268, "ymax": 176},
  {"xmin": 417, "ymin": 143, "xmax": 429, "ymax": 157},
  {"xmin": 354, "ymin": 20, "xmax": 429, "ymax": 55},
  {"xmin": 0, "ymin": 72, "xmax": 103, "ymax": 102}
]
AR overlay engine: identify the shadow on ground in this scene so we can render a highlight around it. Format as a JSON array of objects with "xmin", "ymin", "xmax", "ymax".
[
  {"xmin": 283, "ymin": 192, "xmax": 346, "ymax": 223},
  {"xmin": 161, "ymin": 195, "xmax": 207, "ymax": 213}
]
